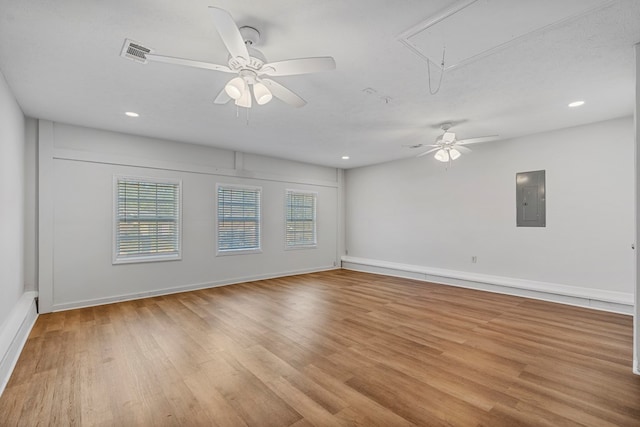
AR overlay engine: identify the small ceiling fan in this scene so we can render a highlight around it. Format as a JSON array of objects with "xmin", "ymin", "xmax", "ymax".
[
  {"xmin": 410, "ymin": 123, "xmax": 498, "ymax": 162},
  {"xmin": 144, "ymin": 7, "xmax": 336, "ymax": 108}
]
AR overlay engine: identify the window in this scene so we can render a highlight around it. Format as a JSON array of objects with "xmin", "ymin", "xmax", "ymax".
[
  {"xmin": 217, "ymin": 184, "xmax": 261, "ymax": 255},
  {"xmin": 113, "ymin": 176, "xmax": 181, "ymax": 264},
  {"xmin": 285, "ymin": 190, "xmax": 317, "ymax": 249}
]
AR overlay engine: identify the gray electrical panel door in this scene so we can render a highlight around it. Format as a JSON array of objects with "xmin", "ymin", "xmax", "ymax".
[{"xmin": 516, "ymin": 170, "xmax": 545, "ymax": 227}]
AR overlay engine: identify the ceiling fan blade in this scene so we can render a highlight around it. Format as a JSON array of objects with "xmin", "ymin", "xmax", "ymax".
[
  {"xmin": 261, "ymin": 57, "xmax": 336, "ymax": 76},
  {"xmin": 260, "ymin": 79, "xmax": 306, "ymax": 108},
  {"xmin": 456, "ymin": 145, "xmax": 472, "ymax": 153},
  {"xmin": 235, "ymin": 86, "xmax": 252, "ymax": 108},
  {"xmin": 442, "ymin": 131, "xmax": 456, "ymax": 143},
  {"xmin": 145, "ymin": 54, "xmax": 233, "ymax": 73},
  {"xmin": 214, "ymin": 87, "xmax": 231, "ymax": 104},
  {"xmin": 458, "ymin": 135, "xmax": 499, "ymax": 145},
  {"xmin": 416, "ymin": 147, "xmax": 441, "ymax": 157},
  {"xmin": 208, "ymin": 7, "xmax": 249, "ymax": 62}
]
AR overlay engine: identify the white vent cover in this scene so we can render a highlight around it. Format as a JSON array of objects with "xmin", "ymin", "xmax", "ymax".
[
  {"xmin": 398, "ymin": 0, "xmax": 613, "ymax": 70},
  {"xmin": 120, "ymin": 39, "xmax": 152, "ymax": 64}
]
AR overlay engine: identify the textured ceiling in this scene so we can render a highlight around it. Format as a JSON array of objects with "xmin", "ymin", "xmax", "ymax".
[{"xmin": 0, "ymin": 0, "xmax": 638, "ymax": 168}]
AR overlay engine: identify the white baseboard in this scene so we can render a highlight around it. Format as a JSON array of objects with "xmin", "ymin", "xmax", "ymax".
[
  {"xmin": 341, "ymin": 256, "xmax": 634, "ymax": 315},
  {"xmin": 634, "ymin": 359, "xmax": 639, "ymax": 376},
  {"xmin": 0, "ymin": 291, "xmax": 38, "ymax": 396},
  {"xmin": 51, "ymin": 266, "xmax": 339, "ymax": 312}
]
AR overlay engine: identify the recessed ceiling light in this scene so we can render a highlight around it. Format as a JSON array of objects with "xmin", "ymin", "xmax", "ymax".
[
  {"xmin": 568, "ymin": 101, "xmax": 585, "ymax": 108},
  {"xmin": 341, "ymin": 155, "xmax": 350, "ymax": 160},
  {"xmin": 125, "ymin": 111, "xmax": 139, "ymax": 117}
]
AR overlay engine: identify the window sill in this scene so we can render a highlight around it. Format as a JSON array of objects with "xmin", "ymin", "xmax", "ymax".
[
  {"xmin": 285, "ymin": 245, "xmax": 318, "ymax": 251},
  {"xmin": 113, "ymin": 253, "xmax": 182, "ymax": 265},
  {"xmin": 216, "ymin": 248, "xmax": 263, "ymax": 257}
]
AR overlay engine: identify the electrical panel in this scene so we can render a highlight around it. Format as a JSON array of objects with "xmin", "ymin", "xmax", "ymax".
[{"xmin": 516, "ymin": 170, "xmax": 545, "ymax": 227}]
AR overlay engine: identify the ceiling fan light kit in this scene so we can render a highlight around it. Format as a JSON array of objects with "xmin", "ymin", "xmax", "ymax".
[
  {"xmin": 434, "ymin": 149, "xmax": 449, "ymax": 162},
  {"xmin": 236, "ymin": 85, "xmax": 252, "ymax": 108},
  {"xmin": 253, "ymin": 82, "xmax": 273, "ymax": 105},
  {"xmin": 224, "ymin": 76, "xmax": 246, "ymax": 100},
  {"xmin": 139, "ymin": 7, "xmax": 336, "ymax": 109},
  {"xmin": 434, "ymin": 147, "xmax": 461, "ymax": 162},
  {"xmin": 413, "ymin": 123, "xmax": 499, "ymax": 163}
]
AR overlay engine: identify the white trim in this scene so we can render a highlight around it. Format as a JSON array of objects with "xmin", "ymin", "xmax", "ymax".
[
  {"xmin": 336, "ymin": 169, "xmax": 346, "ymax": 268},
  {"xmin": 50, "ymin": 266, "xmax": 338, "ymax": 312},
  {"xmin": 342, "ymin": 256, "xmax": 634, "ymax": 314},
  {"xmin": 53, "ymin": 148, "xmax": 339, "ymax": 188},
  {"xmin": 0, "ymin": 292, "xmax": 38, "ymax": 396},
  {"xmin": 112, "ymin": 175, "xmax": 183, "ymax": 264},
  {"xmin": 234, "ymin": 151, "xmax": 244, "ymax": 170},
  {"xmin": 216, "ymin": 248, "xmax": 263, "ymax": 257},
  {"xmin": 38, "ymin": 120, "xmax": 55, "ymax": 313},
  {"xmin": 634, "ymin": 359, "xmax": 639, "ymax": 376}
]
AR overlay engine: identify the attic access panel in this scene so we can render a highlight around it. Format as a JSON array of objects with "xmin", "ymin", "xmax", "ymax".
[
  {"xmin": 516, "ymin": 170, "xmax": 545, "ymax": 227},
  {"xmin": 398, "ymin": 0, "xmax": 613, "ymax": 70}
]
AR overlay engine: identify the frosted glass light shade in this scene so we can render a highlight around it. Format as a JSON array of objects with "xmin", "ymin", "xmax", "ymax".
[
  {"xmin": 235, "ymin": 86, "xmax": 252, "ymax": 108},
  {"xmin": 253, "ymin": 82, "xmax": 272, "ymax": 105},
  {"xmin": 434, "ymin": 149, "xmax": 449, "ymax": 162},
  {"xmin": 225, "ymin": 77, "xmax": 246, "ymax": 100},
  {"xmin": 449, "ymin": 148, "xmax": 461, "ymax": 160}
]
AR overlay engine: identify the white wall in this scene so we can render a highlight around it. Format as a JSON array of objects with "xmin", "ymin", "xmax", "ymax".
[
  {"xmin": 0, "ymin": 69, "xmax": 38, "ymax": 395},
  {"xmin": 345, "ymin": 117, "xmax": 635, "ymax": 311},
  {"xmin": 38, "ymin": 122, "xmax": 341, "ymax": 312},
  {"xmin": 0, "ymin": 70, "xmax": 26, "ymax": 327}
]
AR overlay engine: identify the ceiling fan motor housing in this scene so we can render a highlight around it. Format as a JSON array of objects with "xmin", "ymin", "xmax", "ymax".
[
  {"xmin": 238, "ymin": 69, "xmax": 258, "ymax": 84},
  {"xmin": 227, "ymin": 47, "xmax": 266, "ymax": 73}
]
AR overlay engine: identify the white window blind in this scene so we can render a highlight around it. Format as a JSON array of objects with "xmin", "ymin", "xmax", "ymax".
[
  {"xmin": 114, "ymin": 177, "xmax": 181, "ymax": 263},
  {"xmin": 285, "ymin": 190, "xmax": 317, "ymax": 248},
  {"xmin": 217, "ymin": 184, "xmax": 261, "ymax": 254}
]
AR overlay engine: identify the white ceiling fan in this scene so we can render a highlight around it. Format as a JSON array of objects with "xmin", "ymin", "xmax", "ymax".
[
  {"xmin": 411, "ymin": 123, "xmax": 498, "ymax": 162},
  {"xmin": 143, "ymin": 7, "xmax": 336, "ymax": 108}
]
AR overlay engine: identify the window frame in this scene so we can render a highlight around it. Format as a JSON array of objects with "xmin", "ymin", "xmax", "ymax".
[
  {"xmin": 112, "ymin": 175, "xmax": 182, "ymax": 265},
  {"xmin": 216, "ymin": 183, "xmax": 263, "ymax": 256},
  {"xmin": 284, "ymin": 189, "xmax": 318, "ymax": 250}
]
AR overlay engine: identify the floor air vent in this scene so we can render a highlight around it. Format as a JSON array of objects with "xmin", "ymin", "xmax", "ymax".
[{"xmin": 120, "ymin": 39, "xmax": 152, "ymax": 64}]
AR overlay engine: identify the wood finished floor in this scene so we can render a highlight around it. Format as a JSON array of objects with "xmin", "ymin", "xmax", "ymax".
[{"xmin": 1, "ymin": 270, "xmax": 639, "ymax": 426}]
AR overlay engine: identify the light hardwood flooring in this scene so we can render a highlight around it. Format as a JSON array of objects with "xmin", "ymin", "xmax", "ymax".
[{"xmin": 1, "ymin": 269, "xmax": 639, "ymax": 426}]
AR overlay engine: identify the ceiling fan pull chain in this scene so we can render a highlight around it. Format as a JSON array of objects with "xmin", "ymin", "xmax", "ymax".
[{"xmin": 427, "ymin": 46, "xmax": 446, "ymax": 95}]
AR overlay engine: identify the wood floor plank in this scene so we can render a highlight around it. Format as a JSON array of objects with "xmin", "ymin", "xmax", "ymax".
[
  {"xmin": 345, "ymin": 362, "xmax": 485, "ymax": 426},
  {"xmin": 346, "ymin": 342, "xmax": 518, "ymax": 412},
  {"xmin": 1, "ymin": 270, "xmax": 639, "ymax": 426},
  {"xmin": 302, "ymin": 365, "xmax": 416, "ymax": 427},
  {"xmin": 205, "ymin": 351, "xmax": 303, "ymax": 427},
  {"xmin": 505, "ymin": 380, "xmax": 638, "ymax": 427},
  {"xmin": 266, "ymin": 376, "xmax": 344, "ymax": 427}
]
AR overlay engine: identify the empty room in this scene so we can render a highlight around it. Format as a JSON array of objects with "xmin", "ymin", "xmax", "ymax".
[{"xmin": 1, "ymin": 0, "xmax": 640, "ymax": 425}]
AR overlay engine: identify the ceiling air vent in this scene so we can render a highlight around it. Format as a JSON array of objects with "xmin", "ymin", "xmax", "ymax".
[{"xmin": 120, "ymin": 39, "xmax": 152, "ymax": 64}]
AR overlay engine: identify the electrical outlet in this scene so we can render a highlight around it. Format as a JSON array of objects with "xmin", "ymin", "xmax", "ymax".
[{"xmin": 471, "ymin": 256, "xmax": 477, "ymax": 263}]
